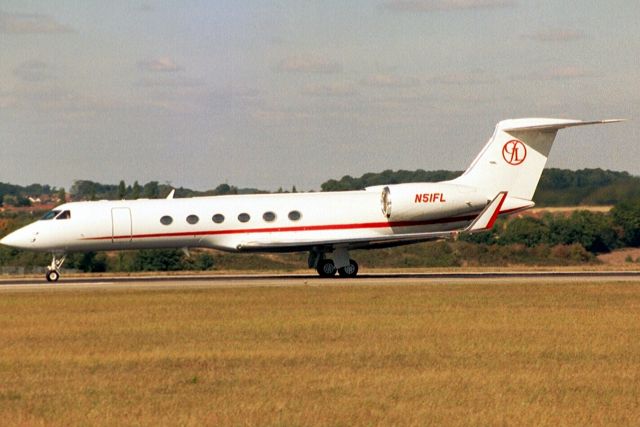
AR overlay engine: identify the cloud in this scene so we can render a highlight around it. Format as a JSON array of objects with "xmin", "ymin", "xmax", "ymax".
[
  {"xmin": 382, "ymin": 0, "xmax": 516, "ymax": 12},
  {"xmin": 542, "ymin": 66, "xmax": 592, "ymax": 80},
  {"xmin": 134, "ymin": 76, "xmax": 205, "ymax": 88},
  {"xmin": 361, "ymin": 74, "xmax": 420, "ymax": 88},
  {"xmin": 0, "ymin": 91, "xmax": 16, "ymax": 109},
  {"xmin": 521, "ymin": 29, "xmax": 584, "ymax": 43},
  {"xmin": 428, "ymin": 71, "xmax": 496, "ymax": 85},
  {"xmin": 205, "ymin": 87, "xmax": 262, "ymax": 111},
  {"xmin": 301, "ymin": 83, "xmax": 358, "ymax": 97},
  {"xmin": 137, "ymin": 57, "xmax": 183, "ymax": 72},
  {"xmin": 512, "ymin": 66, "xmax": 594, "ymax": 81},
  {"xmin": 275, "ymin": 56, "xmax": 342, "ymax": 74},
  {"xmin": 13, "ymin": 60, "xmax": 54, "ymax": 82},
  {"xmin": 0, "ymin": 10, "xmax": 73, "ymax": 33}
]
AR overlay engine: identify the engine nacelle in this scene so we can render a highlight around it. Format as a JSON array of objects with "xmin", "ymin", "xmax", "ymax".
[{"xmin": 372, "ymin": 183, "xmax": 489, "ymax": 222}]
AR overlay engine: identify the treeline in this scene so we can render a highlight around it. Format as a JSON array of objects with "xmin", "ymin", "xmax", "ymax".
[
  {"xmin": 320, "ymin": 170, "xmax": 460, "ymax": 192},
  {"xmin": 535, "ymin": 169, "xmax": 640, "ymax": 205},
  {"xmin": 0, "ymin": 183, "xmax": 64, "ymax": 207},
  {"xmin": 68, "ymin": 180, "xmax": 268, "ymax": 201},
  {"xmin": 460, "ymin": 200, "xmax": 640, "ymax": 255},
  {"xmin": 320, "ymin": 168, "xmax": 640, "ymax": 206},
  {"xmin": 2, "ymin": 168, "xmax": 640, "ymax": 206}
]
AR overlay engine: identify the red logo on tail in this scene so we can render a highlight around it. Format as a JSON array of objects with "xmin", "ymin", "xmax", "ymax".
[{"xmin": 502, "ymin": 140, "xmax": 526, "ymax": 165}]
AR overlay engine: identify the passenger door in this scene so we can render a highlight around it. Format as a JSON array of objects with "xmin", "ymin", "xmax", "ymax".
[{"xmin": 111, "ymin": 208, "xmax": 132, "ymax": 244}]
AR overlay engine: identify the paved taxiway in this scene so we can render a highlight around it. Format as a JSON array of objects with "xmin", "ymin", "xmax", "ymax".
[{"xmin": 1, "ymin": 271, "xmax": 639, "ymax": 292}]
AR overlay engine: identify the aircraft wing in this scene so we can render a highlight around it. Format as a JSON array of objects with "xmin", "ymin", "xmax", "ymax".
[{"xmin": 236, "ymin": 191, "xmax": 507, "ymax": 251}]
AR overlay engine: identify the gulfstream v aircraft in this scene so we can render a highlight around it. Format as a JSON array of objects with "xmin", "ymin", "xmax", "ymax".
[{"xmin": 1, "ymin": 118, "xmax": 621, "ymax": 281}]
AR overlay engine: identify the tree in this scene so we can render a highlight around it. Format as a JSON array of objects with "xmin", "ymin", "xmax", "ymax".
[
  {"xmin": 132, "ymin": 181, "xmax": 141, "ymax": 199},
  {"xmin": 118, "ymin": 180, "xmax": 126, "ymax": 199},
  {"xmin": 547, "ymin": 211, "xmax": 618, "ymax": 253},
  {"xmin": 499, "ymin": 216, "xmax": 548, "ymax": 247},
  {"xmin": 143, "ymin": 181, "xmax": 159, "ymax": 199},
  {"xmin": 70, "ymin": 252, "xmax": 107, "ymax": 272},
  {"xmin": 57, "ymin": 187, "xmax": 66, "ymax": 203},
  {"xmin": 133, "ymin": 249, "xmax": 185, "ymax": 271},
  {"xmin": 612, "ymin": 200, "xmax": 640, "ymax": 247}
]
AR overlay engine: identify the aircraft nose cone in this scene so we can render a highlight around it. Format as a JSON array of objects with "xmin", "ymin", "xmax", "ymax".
[
  {"xmin": 0, "ymin": 231, "xmax": 19, "ymax": 248},
  {"xmin": 0, "ymin": 228, "xmax": 35, "ymax": 249}
]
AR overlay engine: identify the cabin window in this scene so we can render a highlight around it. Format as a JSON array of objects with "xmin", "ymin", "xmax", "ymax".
[
  {"xmin": 288, "ymin": 210, "xmax": 301, "ymax": 221},
  {"xmin": 238, "ymin": 213, "xmax": 250, "ymax": 223},
  {"xmin": 41, "ymin": 210, "xmax": 61, "ymax": 220},
  {"xmin": 263, "ymin": 211, "xmax": 276, "ymax": 222},
  {"xmin": 56, "ymin": 210, "xmax": 71, "ymax": 220},
  {"xmin": 186, "ymin": 215, "xmax": 199, "ymax": 225},
  {"xmin": 212, "ymin": 214, "xmax": 225, "ymax": 224},
  {"xmin": 160, "ymin": 215, "xmax": 173, "ymax": 225}
]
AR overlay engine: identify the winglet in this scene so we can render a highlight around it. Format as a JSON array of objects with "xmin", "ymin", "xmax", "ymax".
[
  {"xmin": 166, "ymin": 189, "xmax": 175, "ymax": 199},
  {"xmin": 466, "ymin": 191, "xmax": 508, "ymax": 233}
]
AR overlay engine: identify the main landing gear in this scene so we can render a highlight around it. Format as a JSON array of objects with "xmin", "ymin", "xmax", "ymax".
[
  {"xmin": 310, "ymin": 248, "xmax": 359, "ymax": 278},
  {"xmin": 46, "ymin": 254, "xmax": 66, "ymax": 282}
]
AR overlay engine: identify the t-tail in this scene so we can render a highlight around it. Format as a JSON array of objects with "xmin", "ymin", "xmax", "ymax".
[{"xmin": 452, "ymin": 118, "xmax": 624, "ymax": 206}]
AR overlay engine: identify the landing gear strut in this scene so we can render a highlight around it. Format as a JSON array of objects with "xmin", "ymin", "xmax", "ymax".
[
  {"xmin": 46, "ymin": 254, "xmax": 66, "ymax": 282},
  {"xmin": 309, "ymin": 248, "xmax": 359, "ymax": 278}
]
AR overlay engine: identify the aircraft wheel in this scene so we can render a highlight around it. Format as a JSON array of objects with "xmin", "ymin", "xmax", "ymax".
[
  {"xmin": 338, "ymin": 259, "xmax": 359, "ymax": 278},
  {"xmin": 317, "ymin": 259, "xmax": 337, "ymax": 277},
  {"xmin": 46, "ymin": 270, "xmax": 60, "ymax": 282}
]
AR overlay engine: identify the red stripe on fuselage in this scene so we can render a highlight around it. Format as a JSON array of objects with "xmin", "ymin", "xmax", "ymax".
[
  {"xmin": 82, "ymin": 208, "xmax": 522, "ymax": 242},
  {"xmin": 82, "ymin": 213, "xmax": 479, "ymax": 241}
]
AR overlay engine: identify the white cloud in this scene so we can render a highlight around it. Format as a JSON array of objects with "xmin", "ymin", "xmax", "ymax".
[
  {"xmin": 0, "ymin": 91, "xmax": 16, "ymax": 109},
  {"xmin": 13, "ymin": 60, "xmax": 54, "ymax": 82},
  {"xmin": 275, "ymin": 56, "xmax": 342, "ymax": 74},
  {"xmin": 383, "ymin": 0, "xmax": 516, "ymax": 12},
  {"xmin": 0, "ymin": 10, "xmax": 73, "ymax": 33},
  {"xmin": 542, "ymin": 66, "xmax": 592, "ymax": 80},
  {"xmin": 301, "ymin": 83, "xmax": 358, "ymax": 97},
  {"xmin": 522, "ymin": 29, "xmax": 584, "ymax": 43},
  {"xmin": 428, "ymin": 71, "xmax": 496, "ymax": 85},
  {"xmin": 137, "ymin": 57, "xmax": 183, "ymax": 72},
  {"xmin": 512, "ymin": 66, "xmax": 594, "ymax": 81},
  {"xmin": 361, "ymin": 74, "xmax": 420, "ymax": 88},
  {"xmin": 134, "ymin": 76, "xmax": 204, "ymax": 88}
]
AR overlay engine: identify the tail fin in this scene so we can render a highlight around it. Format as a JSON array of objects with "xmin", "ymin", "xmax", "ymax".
[{"xmin": 452, "ymin": 118, "xmax": 623, "ymax": 201}]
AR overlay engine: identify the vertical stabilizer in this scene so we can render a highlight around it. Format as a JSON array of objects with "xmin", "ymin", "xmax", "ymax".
[{"xmin": 452, "ymin": 118, "xmax": 622, "ymax": 201}]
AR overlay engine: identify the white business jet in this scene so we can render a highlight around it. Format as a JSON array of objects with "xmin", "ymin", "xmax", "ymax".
[{"xmin": 0, "ymin": 118, "xmax": 621, "ymax": 281}]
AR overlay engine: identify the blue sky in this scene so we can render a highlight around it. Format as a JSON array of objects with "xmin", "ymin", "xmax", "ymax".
[{"xmin": 1, "ymin": 1, "xmax": 637, "ymax": 190}]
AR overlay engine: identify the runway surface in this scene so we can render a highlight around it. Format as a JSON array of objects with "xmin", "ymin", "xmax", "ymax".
[{"xmin": 1, "ymin": 271, "xmax": 639, "ymax": 292}]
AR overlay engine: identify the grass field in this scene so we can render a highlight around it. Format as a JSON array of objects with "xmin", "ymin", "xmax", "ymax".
[{"xmin": 1, "ymin": 281, "xmax": 640, "ymax": 425}]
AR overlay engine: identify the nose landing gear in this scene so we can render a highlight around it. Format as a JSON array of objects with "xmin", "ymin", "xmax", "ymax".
[{"xmin": 46, "ymin": 254, "xmax": 66, "ymax": 282}]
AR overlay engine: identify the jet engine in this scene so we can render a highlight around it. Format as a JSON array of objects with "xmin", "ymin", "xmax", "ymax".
[{"xmin": 373, "ymin": 183, "xmax": 489, "ymax": 222}]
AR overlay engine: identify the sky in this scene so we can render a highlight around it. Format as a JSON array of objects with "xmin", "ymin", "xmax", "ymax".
[{"xmin": 1, "ymin": 0, "xmax": 638, "ymax": 191}]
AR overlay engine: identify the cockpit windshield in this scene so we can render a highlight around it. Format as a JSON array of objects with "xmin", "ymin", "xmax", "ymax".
[
  {"xmin": 41, "ymin": 210, "xmax": 61, "ymax": 220},
  {"xmin": 56, "ymin": 210, "xmax": 71, "ymax": 220}
]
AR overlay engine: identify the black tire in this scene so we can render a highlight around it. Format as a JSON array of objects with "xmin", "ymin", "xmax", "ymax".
[
  {"xmin": 46, "ymin": 270, "xmax": 60, "ymax": 282},
  {"xmin": 338, "ymin": 259, "xmax": 359, "ymax": 278},
  {"xmin": 316, "ymin": 259, "xmax": 337, "ymax": 277}
]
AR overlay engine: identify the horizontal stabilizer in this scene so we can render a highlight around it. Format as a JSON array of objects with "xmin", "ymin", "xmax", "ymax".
[{"xmin": 501, "ymin": 118, "xmax": 625, "ymax": 132}]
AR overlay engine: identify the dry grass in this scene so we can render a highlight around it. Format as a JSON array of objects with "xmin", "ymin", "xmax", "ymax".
[{"xmin": 1, "ymin": 281, "xmax": 640, "ymax": 426}]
